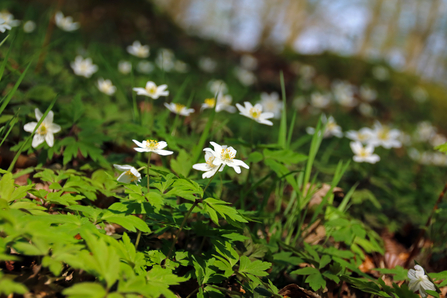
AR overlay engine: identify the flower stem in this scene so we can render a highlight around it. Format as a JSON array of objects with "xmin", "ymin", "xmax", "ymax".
[
  {"xmin": 135, "ymin": 153, "xmax": 152, "ymax": 251},
  {"xmin": 165, "ymin": 164, "xmax": 222, "ymax": 260},
  {"xmin": 405, "ymin": 181, "xmax": 447, "ymax": 268}
]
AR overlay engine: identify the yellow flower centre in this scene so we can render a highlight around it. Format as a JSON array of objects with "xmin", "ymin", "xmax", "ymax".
[
  {"xmin": 206, "ymin": 156, "xmax": 216, "ymax": 168},
  {"xmin": 125, "ymin": 170, "xmax": 138, "ymax": 182},
  {"xmin": 378, "ymin": 128, "xmax": 390, "ymax": 140},
  {"xmin": 175, "ymin": 104, "xmax": 185, "ymax": 113},
  {"xmin": 327, "ymin": 122, "xmax": 337, "ymax": 131},
  {"xmin": 249, "ymin": 107, "xmax": 261, "ymax": 119},
  {"xmin": 221, "ymin": 148, "xmax": 235, "ymax": 161},
  {"xmin": 357, "ymin": 133, "xmax": 367, "ymax": 141},
  {"xmin": 205, "ymin": 98, "xmax": 215, "ymax": 107},
  {"xmin": 37, "ymin": 123, "xmax": 48, "ymax": 136},
  {"xmin": 358, "ymin": 148, "xmax": 368, "ymax": 158},
  {"xmin": 146, "ymin": 85, "xmax": 157, "ymax": 94},
  {"xmin": 146, "ymin": 139, "xmax": 159, "ymax": 150}
]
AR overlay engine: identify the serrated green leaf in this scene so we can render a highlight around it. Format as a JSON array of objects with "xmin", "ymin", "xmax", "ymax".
[
  {"xmin": 63, "ymin": 282, "xmax": 107, "ymax": 298},
  {"xmin": 238, "ymin": 255, "xmax": 271, "ymax": 277}
]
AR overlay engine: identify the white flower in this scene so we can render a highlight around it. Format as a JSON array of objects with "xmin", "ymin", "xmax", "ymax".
[
  {"xmin": 236, "ymin": 102, "xmax": 274, "ymax": 126},
  {"xmin": 306, "ymin": 115, "xmax": 343, "ymax": 138},
  {"xmin": 174, "ymin": 60, "xmax": 189, "ymax": 73},
  {"xmin": 293, "ymin": 96, "xmax": 307, "ymax": 111},
  {"xmin": 372, "ymin": 66, "xmax": 389, "ymax": 81},
  {"xmin": 414, "ymin": 122, "xmax": 436, "ymax": 142},
  {"xmin": 258, "ymin": 92, "xmax": 282, "ymax": 119},
  {"xmin": 350, "ymin": 141, "xmax": 380, "ymax": 164},
  {"xmin": 310, "ymin": 92, "xmax": 331, "ymax": 109},
  {"xmin": 23, "ymin": 20, "xmax": 36, "ymax": 33},
  {"xmin": 24, "ymin": 108, "xmax": 61, "ymax": 148},
  {"xmin": 118, "ymin": 61, "xmax": 132, "ymax": 74},
  {"xmin": 358, "ymin": 103, "xmax": 373, "ymax": 117},
  {"xmin": 332, "ymin": 81, "xmax": 357, "ymax": 107},
  {"xmin": 70, "ymin": 56, "xmax": 98, "ymax": 78},
  {"xmin": 360, "ymin": 85, "xmax": 377, "ymax": 102},
  {"xmin": 192, "ymin": 151, "xmax": 221, "ymax": 179},
  {"xmin": 198, "ymin": 57, "xmax": 217, "ymax": 73},
  {"xmin": 155, "ymin": 49, "xmax": 175, "ymax": 71},
  {"xmin": 430, "ymin": 133, "xmax": 447, "ymax": 147},
  {"xmin": 240, "ymin": 54, "xmax": 257, "ymax": 70},
  {"xmin": 113, "ymin": 164, "xmax": 141, "ymax": 184},
  {"xmin": 201, "ymin": 94, "xmax": 236, "ymax": 113},
  {"xmin": 368, "ymin": 121, "xmax": 401, "ymax": 149},
  {"xmin": 97, "ymin": 78, "xmax": 116, "ymax": 95},
  {"xmin": 202, "ymin": 142, "xmax": 249, "ymax": 174},
  {"xmin": 234, "ymin": 67, "xmax": 256, "ymax": 86},
  {"xmin": 133, "ymin": 81, "xmax": 168, "ymax": 99},
  {"xmin": 345, "ymin": 128, "xmax": 374, "ymax": 144},
  {"xmin": 207, "ymin": 80, "xmax": 228, "ymax": 96},
  {"xmin": 127, "ymin": 41, "xmax": 149, "ymax": 58},
  {"xmin": 54, "ymin": 12, "xmax": 79, "ymax": 32},
  {"xmin": 0, "ymin": 13, "xmax": 19, "ymax": 33},
  {"xmin": 408, "ymin": 265, "xmax": 436, "ymax": 298},
  {"xmin": 136, "ymin": 61, "xmax": 154, "ymax": 74},
  {"xmin": 132, "ymin": 139, "xmax": 173, "ymax": 155},
  {"xmin": 164, "ymin": 103, "xmax": 195, "ymax": 116}
]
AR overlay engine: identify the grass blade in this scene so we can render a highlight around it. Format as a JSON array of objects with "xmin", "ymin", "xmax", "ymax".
[
  {"xmin": 0, "ymin": 60, "xmax": 33, "ymax": 115},
  {"xmin": 278, "ymin": 71, "xmax": 287, "ymax": 148},
  {"xmin": 0, "ymin": 34, "xmax": 14, "ymax": 82}
]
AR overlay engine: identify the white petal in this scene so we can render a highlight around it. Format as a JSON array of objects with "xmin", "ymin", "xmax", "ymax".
[
  {"xmin": 32, "ymin": 134, "xmax": 45, "ymax": 148},
  {"xmin": 117, "ymin": 172, "xmax": 132, "ymax": 184},
  {"xmin": 134, "ymin": 147, "xmax": 149, "ymax": 152},
  {"xmin": 35, "ymin": 108, "xmax": 43, "ymax": 121},
  {"xmin": 45, "ymin": 133, "xmax": 54, "ymax": 147},
  {"xmin": 350, "ymin": 141, "xmax": 362, "ymax": 154},
  {"xmin": 49, "ymin": 123, "xmax": 61, "ymax": 133},
  {"xmin": 114, "ymin": 164, "xmax": 133, "ymax": 171},
  {"xmin": 132, "ymin": 139, "xmax": 144, "ymax": 148},
  {"xmin": 232, "ymin": 159, "xmax": 249, "ymax": 169},
  {"xmin": 155, "ymin": 149, "xmax": 174, "ymax": 156},
  {"xmin": 157, "ymin": 141, "xmax": 168, "ymax": 149},
  {"xmin": 193, "ymin": 163, "xmax": 211, "ymax": 171},
  {"xmin": 24, "ymin": 122, "xmax": 37, "ymax": 132},
  {"xmin": 258, "ymin": 118, "xmax": 273, "ymax": 126}
]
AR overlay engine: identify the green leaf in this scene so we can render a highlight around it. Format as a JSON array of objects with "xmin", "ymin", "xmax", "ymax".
[
  {"xmin": 103, "ymin": 214, "xmax": 150, "ymax": 233},
  {"xmin": 0, "ymin": 275, "xmax": 28, "ymax": 295},
  {"xmin": 238, "ymin": 255, "xmax": 271, "ymax": 277},
  {"xmin": 246, "ymin": 151, "xmax": 263, "ymax": 163},
  {"xmin": 170, "ymin": 149, "xmax": 193, "ymax": 177},
  {"xmin": 63, "ymin": 282, "xmax": 107, "ymax": 298},
  {"xmin": 291, "ymin": 267, "xmax": 319, "ymax": 275},
  {"xmin": 319, "ymin": 255, "xmax": 332, "ymax": 269},
  {"xmin": 204, "ymin": 198, "xmax": 248, "ymax": 223},
  {"xmin": 306, "ymin": 271, "xmax": 326, "ymax": 291},
  {"xmin": 435, "ymin": 142, "xmax": 447, "ymax": 153},
  {"xmin": 263, "ymin": 148, "xmax": 307, "ymax": 164},
  {"xmin": 25, "ymin": 85, "xmax": 57, "ymax": 102}
]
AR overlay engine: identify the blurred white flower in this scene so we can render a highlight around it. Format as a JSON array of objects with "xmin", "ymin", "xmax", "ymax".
[
  {"xmin": 236, "ymin": 102, "xmax": 274, "ymax": 126},
  {"xmin": 24, "ymin": 108, "xmax": 61, "ymax": 148},
  {"xmin": 0, "ymin": 12, "xmax": 20, "ymax": 29},
  {"xmin": 310, "ymin": 92, "xmax": 331, "ymax": 109},
  {"xmin": 71, "ymin": 56, "xmax": 98, "ymax": 78},
  {"xmin": 332, "ymin": 81, "xmax": 357, "ymax": 107},
  {"xmin": 55, "ymin": 12, "xmax": 79, "ymax": 32},
  {"xmin": 133, "ymin": 81, "xmax": 168, "ymax": 99},
  {"xmin": 97, "ymin": 78, "xmax": 116, "ymax": 95},
  {"xmin": 299, "ymin": 64, "xmax": 316, "ymax": 80},
  {"xmin": 201, "ymin": 94, "xmax": 236, "ymax": 113},
  {"xmin": 350, "ymin": 141, "xmax": 380, "ymax": 164},
  {"xmin": 345, "ymin": 128, "xmax": 374, "ymax": 144},
  {"xmin": 259, "ymin": 92, "xmax": 282, "ymax": 119},
  {"xmin": 198, "ymin": 57, "xmax": 217, "ymax": 73},
  {"xmin": 132, "ymin": 139, "xmax": 173, "ymax": 155},
  {"xmin": 192, "ymin": 150, "xmax": 220, "ymax": 179},
  {"xmin": 430, "ymin": 133, "xmax": 446, "ymax": 147},
  {"xmin": 202, "ymin": 141, "xmax": 249, "ymax": 174},
  {"xmin": 358, "ymin": 103, "xmax": 373, "ymax": 117},
  {"xmin": 414, "ymin": 121, "xmax": 436, "ymax": 142},
  {"xmin": 240, "ymin": 54, "xmax": 258, "ymax": 70},
  {"xmin": 412, "ymin": 86, "xmax": 428, "ymax": 103},
  {"xmin": 408, "ymin": 265, "xmax": 436, "ymax": 298},
  {"xmin": 127, "ymin": 41, "xmax": 149, "ymax": 58},
  {"xmin": 293, "ymin": 96, "xmax": 307, "ymax": 111},
  {"xmin": 306, "ymin": 114, "xmax": 343, "ymax": 138},
  {"xmin": 372, "ymin": 66, "xmax": 389, "ymax": 81},
  {"xmin": 164, "ymin": 103, "xmax": 195, "ymax": 116},
  {"xmin": 136, "ymin": 61, "xmax": 154, "ymax": 74},
  {"xmin": 156, "ymin": 48, "xmax": 175, "ymax": 71},
  {"xmin": 113, "ymin": 164, "xmax": 141, "ymax": 184},
  {"xmin": 234, "ymin": 67, "xmax": 256, "ymax": 86},
  {"xmin": 207, "ymin": 79, "xmax": 228, "ymax": 95},
  {"xmin": 174, "ymin": 60, "xmax": 189, "ymax": 73},
  {"xmin": 368, "ymin": 121, "xmax": 401, "ymax": 149},
  {"xmin": 23, "ymin": 20, "xmax": 36, "ymax": 33},
  {"xmin": 118, "ymin": 60, "xmax": 132, "ymax": 75},
  {"xmin": 0, "ymin": 18, "xmax": 10, "ymax": 33},
  {"xmin": 359, "ymin": 85, "xmax": 377, "ymax": 102}
]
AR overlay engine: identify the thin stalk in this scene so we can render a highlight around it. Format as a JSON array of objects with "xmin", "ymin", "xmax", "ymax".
[
  {"xmin": 404, "ymin": 181, "xmax": 447, "ymax": 268},
  {"xmin": 135, "ymin": 153, "xmax": 151, "ymax": 250},
  {"xmin": 166, "ymin": 164, "xmax": 223, "ymax": 260}
]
